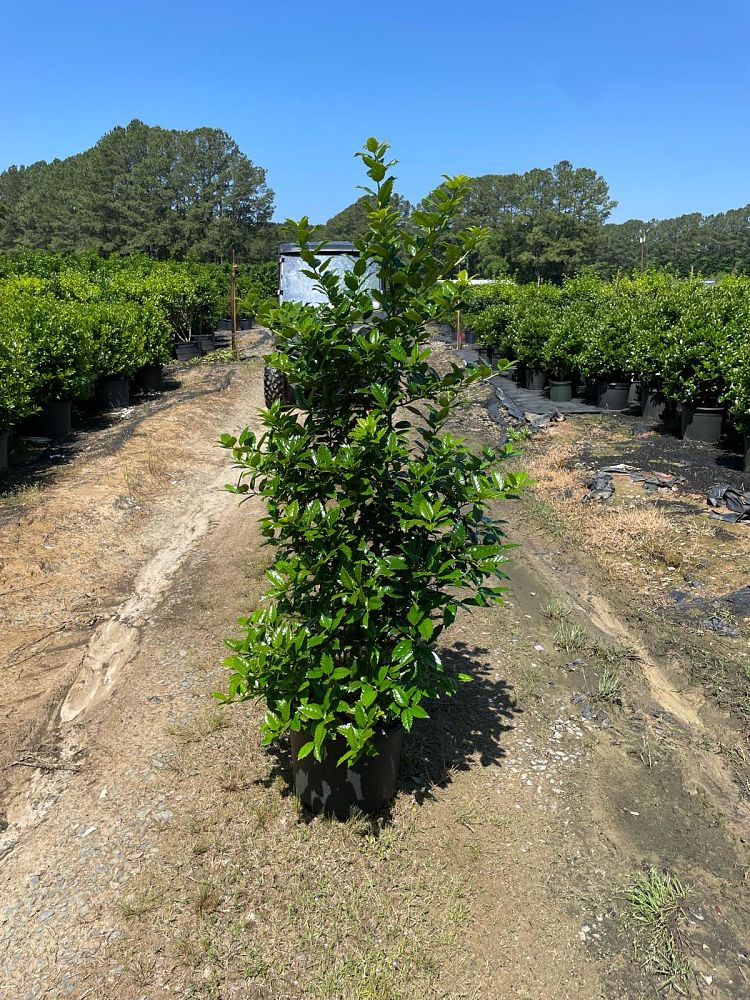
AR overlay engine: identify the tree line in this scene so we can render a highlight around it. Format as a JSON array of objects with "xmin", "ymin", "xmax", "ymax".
[
  {"xmin": 321, "ymin": 173, "xmax": 750, "ymax": 283},
  {"xmin": 2, "ymin": 121, "xmax": 749, "ymax": 278},
  {"xmin": 0, "ymin": 120, "xmax": 277, "ymax": 262}
]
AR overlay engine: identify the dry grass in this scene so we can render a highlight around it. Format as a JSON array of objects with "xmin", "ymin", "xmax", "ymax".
[{"xmin": 523, "ymin": 429, "xmax": 726, "ymax": 595}]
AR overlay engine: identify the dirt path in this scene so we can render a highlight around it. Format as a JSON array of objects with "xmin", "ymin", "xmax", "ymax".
[{"xmin": 0, "ymin": 335, "xmax": 748, "ymax": 999}]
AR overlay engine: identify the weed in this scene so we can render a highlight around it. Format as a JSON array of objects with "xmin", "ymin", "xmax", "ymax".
[
  {"xmin": 244, "ymin": 946, "xmax": 270, "ymax": 979},
  {"xmin": 595, "ymin": 665, "xmax": 622, "ymax": 703},
  {"xmin": 125, "ymin": 951, "xmax": 156, "ymax": 986},
  {"xmin": 554, "ymin": 620, "xmax": 589, "ymax": 653},
  {"xmin": 522, "ymin": 492, "xmax": 565, "ymax": 537},
  {"xmin": 118, "ymin": 890, "xmax": 158, "ymax": 920},
  {"xmin": 0, "ymin": 483, "xmax": 41, "ymax": 507},
  {"xmin": 624, "ymin": 867, "xmax": 692, "ymax": 990},
  {"xmin": 167, "ymin": 709, "xmax": 229, "ymax": 743},
  {"xmin": 193, "ymin": 881, "xmax": 222, "ymax": 920},
  {"xmin": 506, "ymin": 425, "xmax": 533, "ymax": 447},
  {"xmin": 542, "ymin": 597, "xmax": 573, "ymax": 621},
  {"xmin": 219, "ymin": 765, "xmax": 248, "ymax": 792}
]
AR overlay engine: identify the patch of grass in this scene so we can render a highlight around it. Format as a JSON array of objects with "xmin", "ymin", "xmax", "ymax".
[
  {"xmin": 166, "ymin": 709, "xmax": 229, "ymax": 743},
  {"xmin": 0, "ymin": 483, "xmax": 41, "ymax": 507},
  {"xmin": 193, "ymin": 881, "xmax": 222, "ymax": 920},
  {"xmin": 542, "ymin": 597, "xmax": 573, "ymax": 621},
  {"xmin": 595, "ymin": 665, "xmax": 623, "ymax": 704},
  {"xmin": 118, "ymin": 890, "xmax": 159, "ymax": 921},
  {"xmin": 554, "ymin": 620, "xmax": 589, "ymax": 653},
  {"xmin": 522, "ymin": 491, "xmax": 566, "ymax": 537},
  {"xmin": 624, "ymin": 867, "xmax": 692, "ymax": 991},
  {"xmin": 686, "ymin": 648, "xmax": 750, "ymax": 723}
]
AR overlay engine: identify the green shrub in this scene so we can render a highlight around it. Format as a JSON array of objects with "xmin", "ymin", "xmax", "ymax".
[
  {"xmin": 106, "ymin": 261, "xmax": 222, "ymax": 342},
  {"xmin": 237, "ymin": 260, "xmax": 277, "ymax": 317},
  {"xmin": 719, "ymin": 276, "xmax": 750, "ymax": 429},
  {"xmin": 510, "ymin": 284, "xmax": 560, "ymax": 371},
  {"xmin": 88, "ymin": 301, "xmax": 151, "ymax": 379},
  {"xmin": 625, "ymin": 272, "xmax": 690, "ymax": 387},
  {"xmin": 0, "ymin": 311, "xmax": 38, "ymax": 431},
  {"xmin": 661, "ymin": 282, "xmax": 730, "ymax": 406},
  {"xmin": 218, "ymin": 139, "xmax": 526, "ymax": 765},
  {"xmin": 22, "ymin": 296, "xmax": 96, "ymax": 402},
  {"xmin": 465, "ymin": 283, "xmax": 519, "ymax": 357}
]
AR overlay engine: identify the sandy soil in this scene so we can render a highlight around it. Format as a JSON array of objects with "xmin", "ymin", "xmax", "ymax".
[{"xmin": 0, "ymin": 332, "xmax": 748, "ymax": 999}]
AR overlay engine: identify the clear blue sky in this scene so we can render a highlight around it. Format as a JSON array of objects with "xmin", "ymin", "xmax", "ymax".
[{"xmin": 2, "ymin": 0, "xmax": 748, "ymax": 224}]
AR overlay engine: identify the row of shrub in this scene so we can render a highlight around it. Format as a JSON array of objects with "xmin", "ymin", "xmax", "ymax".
[
  {"xmin": 462, "ymin": 272, "xmax": 750, "ymax": 428},
  {"xmin": 0, "ymin": 252, "xmax": 278, "ymax": 434}
]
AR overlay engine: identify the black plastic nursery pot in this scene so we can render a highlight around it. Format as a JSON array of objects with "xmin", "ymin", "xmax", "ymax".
[
  {"xmin": 216, "ymin": 318, "xmax": 232, "ymax": 332},
  {"xmin": 238, "ymin": 315, "xmax": 254, "ymax": 331},
  {"xmin": 290, "ymin": 727, "xmax": 403, "ymax": 818},
  {"xmin": 476, "ymin": 345, "xmax": 492, "ymax": 367},
  {"xmin": 39, "ymin": 399, "xmax": 72, "ymax": 438},
  {"xmin": 175, "ymin": 341, "xmax": 201, "ymax": 362},
  {"xmin": 0, "ymin": 431, "xmax": 8, "ymax": 472},
  {"xmin": 526, "ymin": 368, "xmax": 546, "ymax": 391},
  {"xmin": 197, "ymin": 333, "xmax": 216, "ymax": 355},
  {"xmin": 549, "ymin": 380, "xmax": 572, "ymax": 403},
  {"xmin": 98, "ymin": 377, "xmax": 130, "ymax": 410},
  {"xmin": 681, "ymin": 404, "xmax": 724, "ymax": 444},
  {"xmin": 597, "ymin": 381, "xmax": 630, "ymax": 410},
  {"xmin": 744, "ymin": 434, "xmax": 750, "ymax": 474},
  {"xmin": 135, "ymin": 364, "xmax": 164, "ymax": 392},
  {"xmin": 581, "ymin": 377, "xmax": 599, "ymax": 405},
  {"xmin": 641, "ymin": 385, "xmax": 667, "ymax": 420}
]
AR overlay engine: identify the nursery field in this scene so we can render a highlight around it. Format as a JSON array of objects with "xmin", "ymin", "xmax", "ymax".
[{"xmin": 0, "ymin": 328, "xmax": 748, "ymax": 999}]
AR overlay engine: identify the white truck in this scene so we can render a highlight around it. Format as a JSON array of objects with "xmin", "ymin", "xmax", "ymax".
[{"xmin": 263, "ymin": 241, "xmax": 380, "ymax": 406}]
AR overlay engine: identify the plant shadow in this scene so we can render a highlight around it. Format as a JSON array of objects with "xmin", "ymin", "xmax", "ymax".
[{"xmin": 401, "ymin": 641, "xmax": 519, "ymax": 805}]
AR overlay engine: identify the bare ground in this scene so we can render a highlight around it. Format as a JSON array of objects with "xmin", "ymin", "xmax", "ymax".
[{"xmin": 0, "ymin": 332, "xmax": 748, "ymax": 999}]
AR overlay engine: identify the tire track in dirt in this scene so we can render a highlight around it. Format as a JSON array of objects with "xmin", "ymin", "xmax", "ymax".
[{"xmin": 0, "ymin": 337, "xmax": 267, "ymax": 859}]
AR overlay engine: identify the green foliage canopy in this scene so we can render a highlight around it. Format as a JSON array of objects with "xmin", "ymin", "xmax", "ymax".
[{"xmin": 218, "ymin": 140, "xmax": 527, "ymax": 764}]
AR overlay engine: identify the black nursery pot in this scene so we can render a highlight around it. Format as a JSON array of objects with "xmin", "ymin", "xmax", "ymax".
[
  {"xmin": 641, "ymin": 384, "xmax": 667, "ymax": 420},
  {"xmin": 197, "ymin": 333, "xmax": 216, "ymax": 355},
  {"xmin": 291, "ymin": 727, "xmax": 402, "ymax": 818},
  {"xmin": 175, "ymin": 341, "xmax": 201, "ymax": 362},
  {"xmin": 526, "ymin": 368, "xmax": 546, "ymax": 391},
  {"xmin": 598, "ymin": 381, "xmax": 630, "ymax": 410},
  {"xmin": 39, "ymin": 399, "xmax": 72, "ymax": 438},
  {"xmin": 135, "ymin": 364, "xmax": 164, "ymax": 392},
  {"xmin": 681, "ymin": 405, "xmax": 724, "ymax": 444},
  {"xmin": 0, "ymin": 431, "xmax": 8, "ymax": 472},
  {"xmin": 99, "ymin": 376, "xmax": 130, "ymax": 410}
]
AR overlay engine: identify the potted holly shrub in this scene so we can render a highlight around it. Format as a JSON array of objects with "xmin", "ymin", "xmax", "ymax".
[
  {"xmin": 0, "ymin": 306, "xmax": 37, "ymax": 470},
  {"xmin": 625, "ymin": 273, "xmax": 686, "ymax": 421},
  {"xmin": 569, "ymin": 275, "xmax": 630, "ymax": 409},
  {"xmin": 218, "ymin": 139, "xmax": 526, "ymax": 817},
  {"xmin": 540, "ymin": 288, "xmax": 578, "ymax": 402},
  {"xmin": 509, "ymin": 284, "xmax": 559, "ymax": 390},
  {"xmin": 90, "ymin": 301, "xmax": 149, "ymax": 409},
  {"xmin": 663, "ymin": 281, "xmax": 728, "ymax": 443},
  {"xmin": 24, "ymin": 297, "xmax": 97, "ymax": 437},
  {"xmin": 719, "ymin": 276, "xmax": 750, "ymax": 465},
  {"xmin": 463, "ymin": 282, "xmax": 518, "ymax": 371}
]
